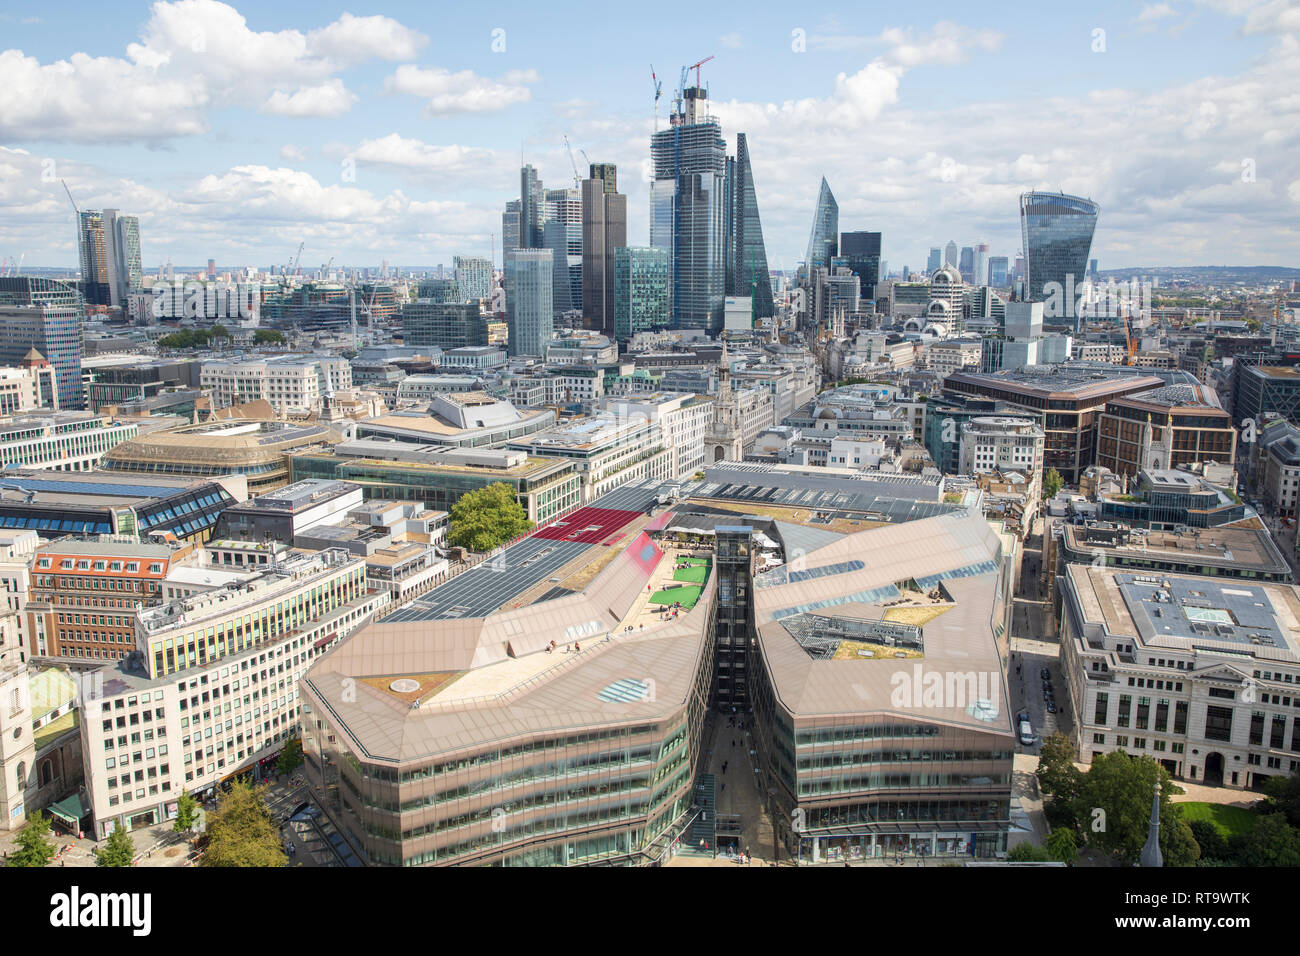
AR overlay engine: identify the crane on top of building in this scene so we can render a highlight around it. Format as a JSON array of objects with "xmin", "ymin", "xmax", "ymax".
[
  {"xmin": 61, "ymin": 179, "xmax": 80, "ymax": 217},
  {"xmin": 291, "ymin": 242, "xmax": 305, "ymax": 277},
  {"xmin": 651, "ymin": 65, "xmax": 663, "ymax": 130},
  {"xmin": 686, "ymin": 55, "xmax": 714, "ymax": 89},
  {"xmin": 563, "ymin": 134, "xmax": 582, "ymax": 189}
]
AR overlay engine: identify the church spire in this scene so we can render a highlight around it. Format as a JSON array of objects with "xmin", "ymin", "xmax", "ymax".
[{"xmin": 1140, "ymin": 778, "xmax": 1163, "ymax": 867}]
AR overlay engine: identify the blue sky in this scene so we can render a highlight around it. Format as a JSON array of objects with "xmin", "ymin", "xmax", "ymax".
[{"xmin": 1, "ymin": 0, "xmax": 1298, "ymax": 273}]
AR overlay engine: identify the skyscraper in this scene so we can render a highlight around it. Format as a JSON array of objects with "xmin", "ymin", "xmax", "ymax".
[
  {"xmin": 989, "ymin": 256, "xmax": 1009, "ymax": 287},
  {"xmin": 959, "ymin": 246, "xmax": 974, "ymax": 284},
  {"xmin": 974, "ymin": 242, "xmax": 990, "ymax": 287},
  {"xmin": 651, "ymin": 83, "xmax": 727, "ymax": 333},
  {"xmin": 502, "ymin": 200, "xmax": 521, "ymax": 258},
  {"xmin": 505, "ymin": 248, "xmax": 554, "ymax": 357},
  {"xmin": 543, "ymin": 187, "xmax": 583, "ymax": 317},
  {"xmin": 519, "ymin": 165, "xmax": 546, "ymax": 249},
  {"xmin": 581, "ymin": 168, "xmax": 627, "ymax": 338},
  {"xmin": 927, "ymin": 247, "xmax": 942, "ymax": 273},
  {"xmin": 944, "ymin": 241, "xmax": 958, "ymax": 269},
  {"xmin": 805, "ymin": 177, "xmax": 838, "ymax": 272},
  {"xmin": 1019, "ymin": 190, "xmax": 1100, "ymax": 325},
  {"xmin": 454, "ymin": 256, "xmax": 492, "ymax": 303},
  {"xmin": 76, "ymin": 208, "xmax": 142, "ymax": 311},
  {"xmin": 724, "ymin": 133, "xmax": 774, "ymax": 319},
  {"xmin": 614, "ymin": 247, "xmax": 670, "ymax": 342},
  {"xmin": 0, "ymin": 276, "xmax": 85, "ymax": 410},
  {"xmin": 839, "ymin": 231, "xmax": 883, "ymax": 301}
]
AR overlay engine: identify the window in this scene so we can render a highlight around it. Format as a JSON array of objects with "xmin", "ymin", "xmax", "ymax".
[{"xmin": 1204, "ymin": 705, "xmax": 1234, "ymax": 743}]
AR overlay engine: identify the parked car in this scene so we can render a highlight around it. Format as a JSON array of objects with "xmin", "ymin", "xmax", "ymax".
[
  {"xmin": 1040, "ymin": 666, "xmax": 1050, "ymax": 680},
  {"xmin": 1046, "ymin": 701, "xmax": 1057, "ymax": 714}
]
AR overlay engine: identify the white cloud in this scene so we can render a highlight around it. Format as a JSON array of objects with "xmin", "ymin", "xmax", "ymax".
[
  {"xmin": 264, "ymin": 80, "xmax": 356, "ymax": 117},
  {"xmin": 0, "ymin": 0, "xmax": 424, "ymax": 143},
  {"xmin": 384, "ymin": 64, "xmax": 539, "ymax": 115},
  {"xmin": 1138, "ymin": 3, "xmax": 1179, "ymax": 22},
  {"xmin": 720, "ymin": 33, "xmax": 744, "ymax": 50},
  {"xmin": 279, "ymin": 144, "xmax": 308, "ymax": 163}
]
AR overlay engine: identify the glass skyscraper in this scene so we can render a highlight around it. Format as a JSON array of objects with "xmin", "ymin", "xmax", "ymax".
[
  {"xmin": 453, "ymin": 256, "xmax": 492, "ymax": 303},
  {"xmin": 0, "ymin": 276, "xmax": 85, "ymax": 409},
  {"xmin": 724, "ymin": 133, "xmax": 774, "ymax": 320},
  {"xmin": 76, "ymin": 208, "xmax": 142, "ymax": 310},
  {"xmin": 581, "ymin": 170, "xmax": 627, "ymax": 339},
  {"xmin": 805, "ymin": 177, "xmax": 838, "ymax": 272},
  {"xmin": 505, "ymin": 248, "xmax": 554, "ymax": 357},
  {"xmin": 839, "ymin": 231, "xmax": 882, "ymax": 301},
  {"xmin": 613, "ymin": 246, "xmax": 669, "ymax": 342},
  {"xmin": 1019, "ymin": 190, "xmax": 1100, "ymax": 326},
  {"xmin": 650, "ymin": 85, "xmax": 727, "ymax": 333}
]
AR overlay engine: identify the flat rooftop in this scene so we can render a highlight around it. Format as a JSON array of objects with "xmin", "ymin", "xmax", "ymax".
[{"xmin": 1063, "ymin": 523, "xmax": 1290, "ymax": 576}]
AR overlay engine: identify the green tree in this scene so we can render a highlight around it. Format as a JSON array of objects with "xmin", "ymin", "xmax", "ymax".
[
  {"xmin": 277, "ymin": 738, "xmax": 303, "ymax": 775},
  {"xmin": 174, "ymin": 790, "xmax": 199, "ymax": 834},
  {"xmin": 1230, "ymin": 813, "xmax": 1300, "ymax": 867},
  {"xmin": 252, "ymin": 329, "xmax": 285, "ymax": 345},
  {"xmin": 8, "ymin": 811, "xmax": 56, "ymax": 867},
  {"xmin": 1043, "ymin": 468, "xmax": 1064, "ymax": 500},
  {"xmin": 94, "ymin": 826, "xmax": 136, "ymax": 867},
  {"xmin": 1007, "ymin": 842, "xmax": 1050, "ymax": 861},
  {"xmin": 1188, "ymin": 819, "xmax": 1230, "ymax": 863},
  {"xmin": 1262, "ymin": 769, "xmax": 1300, "ymax": 828},
  {"xmin": 448, "ymin": 482, "xmax": 533, "ymax": 553},
  {"xmin": 1045, "ymin": 827, "xmax": 1078, "ymax": 864},
  {"xmin": 201, "ymin": 781, "xmax": 286, "ymax": 868},
  {"xmin": 1083, "ymin": 751, "xmax": 1197, "ymax": 865}
]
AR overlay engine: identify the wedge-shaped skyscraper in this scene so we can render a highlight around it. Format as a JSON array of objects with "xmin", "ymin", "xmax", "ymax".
[
  {"xmin": 1019, "ymin": 190, "xmax": 1100, "ymax": 326},
  {"xmin": 724, "ymin": 133, "xmax": 774, "ymax": 320},
  {"xmin": 805, "ymin": 177, "xmax": 838, "ymax": 272}
]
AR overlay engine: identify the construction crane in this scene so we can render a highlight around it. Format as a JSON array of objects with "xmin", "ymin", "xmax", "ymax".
[
  {"xmin": 1121, "ymin": 312, "xmax": 1136, "ymax": 365},
  {"xmin": 563, "ymin": 134, "xmax": 582, "ymax": 188},
  {"xmin": 686, "ymin": 55, "xmax": 714, "ymax": 89},
  {"xmin": 61, "ymin": 179, "xmax": 80, "ymax": 216},
  {"xmin": 651, "ymin": 65, "xmax": 663, "ymax": 130},
  {"xmin": 323, "ymin": 256, "xmax": 334, "ymax": 277},
  {"xmin": 291, "ymin": 242, "xmax": 304, "ymax": 277}
]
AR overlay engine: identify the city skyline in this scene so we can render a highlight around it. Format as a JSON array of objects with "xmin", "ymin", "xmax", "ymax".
[{"xmin": 1, "ymin": 1, "xmax": 1299, "ymax": 276}]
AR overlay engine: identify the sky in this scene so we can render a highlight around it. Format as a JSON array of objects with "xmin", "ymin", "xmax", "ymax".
[{"xmin": 1, "ymin": 0, "xmax": 1299, "ymax": 275}]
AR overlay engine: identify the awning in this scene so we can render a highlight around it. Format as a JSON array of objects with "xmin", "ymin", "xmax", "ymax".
[
  {"xmin": 47, "ymin": 791, "xmax": 90, "ymax": 826},
  {"xmin": 313, "ymin": 631, "xmax": 338, "ymax": 649}
]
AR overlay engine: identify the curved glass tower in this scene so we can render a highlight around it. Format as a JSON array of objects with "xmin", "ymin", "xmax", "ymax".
[
  {"xmin": 1019, "ymin": 191, "xmax": 1100, "ymax": 327},
  {"xmin": 805, "ymin": 177, "xmax": 838, "ymax": 272}
]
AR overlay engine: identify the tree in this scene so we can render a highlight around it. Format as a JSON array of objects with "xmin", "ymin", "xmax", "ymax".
[
  {"xmin": 200, "ymin": 781, "xmax": 287, "ymax": 868},
  {"xmin": 8, "ymin": 811, "xmax": 56, "ymax": 867},
  {"xmin": 1188, "ymin": 819, "xmax": 1230, "ymax": 863},
  {"xmin": 1230, "ymin": 813, "xmax": 1300, "ymax": 867},
  {"xmin": 448, "ymin": 482, "xmax": 533, "ymax": 553},
  {"xmin": 1043, "ymin": 468, "xmax": 1064, "ymax": 500},
  {"xmin": 1007, "ymin": 842, "xmax": 1050, "ymax": 861},
  {"xmin": 1045, "ymin": 827, "xmax": 1078, "ymax": 864},
  {"xmin": 1262, "ymin": 769, "xmax": 1300, "ymax": 828},
  {"xmin": 1082, "ymin": 751, "xmax": 1197, "ymax": 865},
  {"xmin": 252, "ymin": 329, "xmax": 285, "ymax": 345},
  {"xmin": 95, "ymin": 826, "xmax": 135, "ymax": 867},
  {"xmin": 174, "ymin": 790, "xmax": 199, "ymax": 834},
  {"xmin": 277, "ymin": 738, "xmax": 303, "ymax": 775}
]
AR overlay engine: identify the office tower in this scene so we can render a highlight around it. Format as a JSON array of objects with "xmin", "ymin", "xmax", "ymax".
[
  {"xmin": 724, "ymin": 133, "xmax": 774, "ymax": 319},
  {"xmin": 839, "ymin": 231, "xmax": 883, "ymax": 301},
  {"xmin": 1090, "ymin": 258, "xmax": 1099, "ymax": 277},
  {"xmin": 519, "ymin": 165, "xmax": 545, "ymax": 249},
  {"xmin": 1019, "ymin": 190, "xmax": 1100, "ymax": 326},
  {"xmin": 416, "ymin": 277, "xmax": 461, "ymax": 303},
  {"xmin": 401, "ymin": 301, "xmax": 487, "ymax": 351},
  {"xmin": 589, "ymin": 163, "xmax": 617, "ymax": 195},
  {"xmin": 502, "ymin": 200, "xmax": 521, "ymax": 257},
  {"xmin": 505, "ymin": 248, "xmax": 554, "ymax": 357},
  {"xmin": 989, "ymin": 256, "xmax": 1009, "ymax": 287},
  {"xmin": 650, "ymin": 82, "xmax": 727, "ymax": 332},
  {"xmin": 581, "ymin": 168, "xmax": 627, "ymax": 338},
  {"xmin": 454, "ymin": 256, "xmax": 492, "ymax": 303},
  {"xmin": 76, "ymin": 208, "xmax": 143, "ymax": 310},
  {"xmin": 543, "ymin": 187, "xmax": 583, "ymax": 317},
  {"xmin": 805, "ymin": 177, "xmax": 838, "ymax": 272},
  {"xmin": 927, "ymin": 247, "xmax": 941, "ymax": 273},
  {"xmin": 1013, "ymin": 253, "xmax": 1026, "ymax": 282},
  {"xmin": 207, "ymin": 259, "xmax": 216, "ymax": 278},
  {"xmin": 944, "ymin": 241, "xmax": 958, "ymax": 269},
  {"xmin": 959, "ymin": 246, "xmax": 974, "ymax": 284},
  {"xmin": 614, "ymin": 247, "xmax": 670, "ymax": 342},
  {"xmin": 974, "ymin": 242, "xmax": 990, "ymax": 287},
  {"xmin": 0, "ymin": 276, "xmax": 85, "ymax": 410}
]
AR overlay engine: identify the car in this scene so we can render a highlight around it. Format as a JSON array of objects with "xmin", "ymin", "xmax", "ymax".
[
  {"xmin": 1040, "ymin": 666, "xmax": 1050, "ymax": 680},
  {"xmin": 1043, "ymin": 687, "xmax": 1054, "ymax": 701},
  {"xmin": 1046, "ymin": 701, "xmax": 1057, "ymax": 714},
  {"xmin": 1017, "ymin": 710, "xmax": 1029, "ymax": 725}
]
